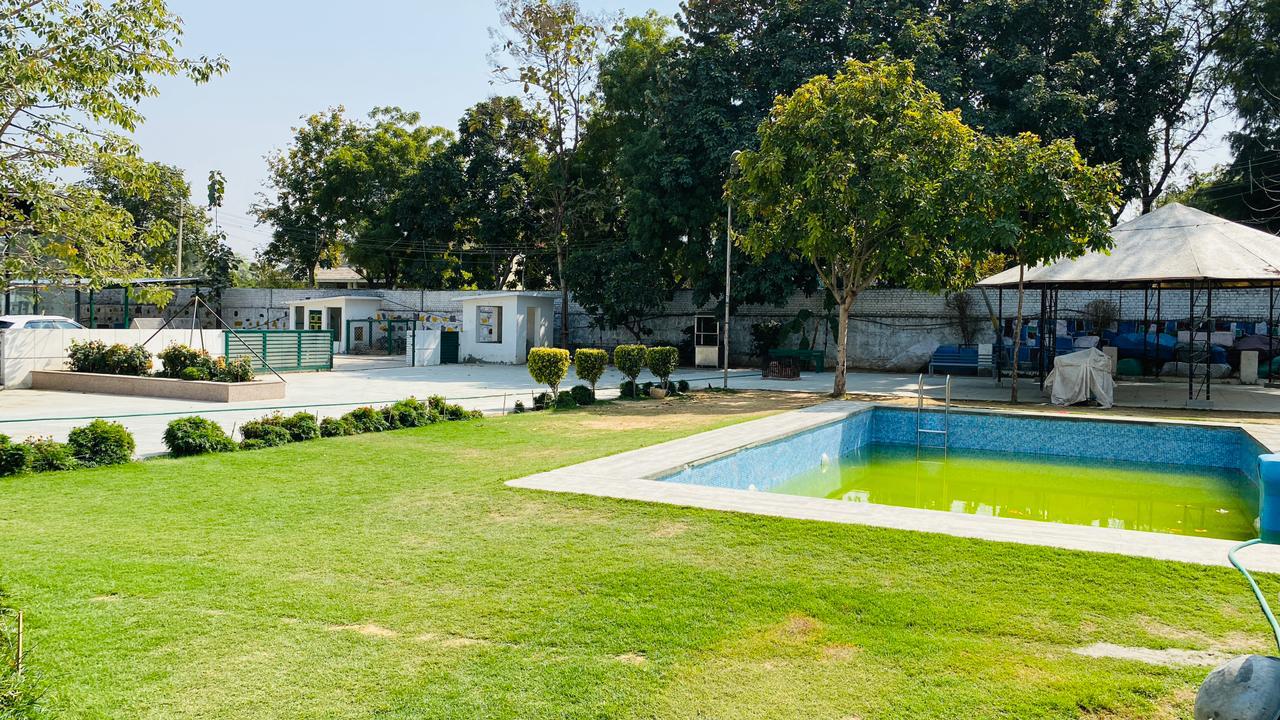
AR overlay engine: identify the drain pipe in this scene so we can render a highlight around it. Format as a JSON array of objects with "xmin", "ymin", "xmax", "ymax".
[{"xmin": 1194, "ymin": 453, "xmax": 1280, "ymax": 719}]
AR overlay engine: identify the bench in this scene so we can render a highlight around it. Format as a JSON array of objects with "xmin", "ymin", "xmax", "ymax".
[
  {"xmin": 929, "ymin": 345, "xmax": 994, "ymax": 376},
  {"xmin": 767, "ymin": 347, "xmax": 825, "ymax": 373}
]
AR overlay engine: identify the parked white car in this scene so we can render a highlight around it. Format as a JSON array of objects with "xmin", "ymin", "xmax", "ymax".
[{"xmin": 0, "ymin": 315, "xmax": 85, "ymax": 329}]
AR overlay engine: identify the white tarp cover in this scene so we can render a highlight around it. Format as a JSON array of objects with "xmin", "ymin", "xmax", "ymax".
[
  {"xmin": 978, "ymin": 203, "xmax": 1280, "ymax": 287},
  {"xmin": 1046, "ymin": 348, "xmax": 1115, "ymax": 408}
]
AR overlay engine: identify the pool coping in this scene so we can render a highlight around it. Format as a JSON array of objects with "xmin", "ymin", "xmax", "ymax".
[{"xmin": 507, "ymin": 400, "xmax": 1280, "ymax": 573}]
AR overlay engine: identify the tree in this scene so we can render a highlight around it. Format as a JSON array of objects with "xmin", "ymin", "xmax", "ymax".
[
  {"xmin": 85, "ymin": 160, "xmax": 218, "ymax": 278},
  {"xmin": 492, "ymin": 0, "xmax": 610, "ymax": 347},
  {"xmin": 1, "ymin": 0, "xmax": 225, "ymax": 297},
  {"xmin": 255, "ymin": 108, "xmax": 362, "ymax": 286},
  {"xmin": 961, "ymin": 134, "xmax": 1119, "ymax": 402},
  {"xmin": 730, "ymin": 60, "xmax": 978, "ymax": 397}
]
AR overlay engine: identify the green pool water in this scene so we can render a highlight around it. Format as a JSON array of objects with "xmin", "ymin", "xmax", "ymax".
[{"xmin": 771, "ymin": 444, "xmax": 1258, "ymax": 541}]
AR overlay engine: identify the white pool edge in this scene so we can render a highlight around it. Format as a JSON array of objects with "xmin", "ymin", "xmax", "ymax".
[{"xmin": 506, "ymin": 400, "xmax": 1280, "ymax": 573}]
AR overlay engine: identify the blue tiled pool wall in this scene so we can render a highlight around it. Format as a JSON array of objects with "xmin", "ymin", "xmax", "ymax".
[{"xmin": 661, "ymin": 407, "xmax": 1264, "ymax": 492}]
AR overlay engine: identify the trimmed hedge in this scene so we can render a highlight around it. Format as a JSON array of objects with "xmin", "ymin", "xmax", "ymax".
[
  {"xmin": 157, "ymin": 344, "xmax": 211, "ymax": 379},
  {"xmin": 25, "ymin": 437, "xmax": 78, "ymax": 472},
  {"xmin": 239, "ymin": 416, "xmax": 293, "ymax": 449},
  {"xmin": 0, "ymin": 436, "xmax": 31, "ymax": 477},
  {"xmin": 613, "ymin": 345, "xmax": 647, "ymax": 397},
  {"xmin": 67, "ymin": 419, "xmax": 135, "ymax": 467},
  {"xmin": 319, "ymin": 416, "xmax": 357, "ymax": 437},
  {"xmin": 68, "ymin": 340, "xmax": 152, "ymax": 376},
  {"xmin": 343, "ymin": 407, "xmax": 390, "ymax": 434},
  {"xmin": 573, "ymin": 348, "xmax": 608, "ymax": 398},
  {"xmin": 163, "ymin": 417, "xmax": 237, "ymax": 457},
  {"xmin": 646, "ymin": 346, "xmax": 679, "ymax": 389},
  {"xmin": 527, "ymin": 347, "xmax": 572, "ymax": 398},
  {"xmin": 383, "ymin": 397, "xmax": 435, "ymax": 429},
  {"xmin": 569, "ymin": 384, "xmax": 593, "ymax": 406}
]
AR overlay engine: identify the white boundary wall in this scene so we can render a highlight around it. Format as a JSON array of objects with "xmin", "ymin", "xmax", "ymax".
[{"xmin": 0, "ymin": 329, "xmax": 225, "ymax": 388}]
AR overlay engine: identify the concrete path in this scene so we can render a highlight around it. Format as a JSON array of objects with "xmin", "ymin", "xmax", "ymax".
[{"xmin": 1, "ymin": 359, "xmax": 1278, "ymax": 455}]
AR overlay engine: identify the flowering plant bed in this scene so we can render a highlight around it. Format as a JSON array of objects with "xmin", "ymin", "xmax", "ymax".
[{"xmin": 30, "ymin": 370, "xmax": 285, "ymax": 403}]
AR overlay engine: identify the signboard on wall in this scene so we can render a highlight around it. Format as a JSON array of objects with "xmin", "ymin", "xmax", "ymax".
[{"xmin": 477, "ymin": 305, "xmax": 502, "ymax": 343}]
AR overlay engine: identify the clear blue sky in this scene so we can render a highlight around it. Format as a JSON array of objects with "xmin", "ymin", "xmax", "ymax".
[{"xmin": 131, "ymin": 0, "xmax": 683, "ymax": 256}]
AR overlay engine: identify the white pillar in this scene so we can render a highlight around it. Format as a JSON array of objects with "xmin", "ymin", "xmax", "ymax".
[{"xmin": 1241, "ymin": 350, "xmax": 1260, "ymax": 385}]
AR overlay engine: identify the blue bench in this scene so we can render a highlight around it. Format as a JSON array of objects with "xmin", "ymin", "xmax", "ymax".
[{"xmin": 929, "ymin": 345, "xmax": 994, "ymax": 376}]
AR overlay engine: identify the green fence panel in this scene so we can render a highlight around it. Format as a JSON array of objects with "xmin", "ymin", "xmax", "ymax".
[{"xmin": 224, "ymin": 330, "xmax": 334, "ymax": 373}]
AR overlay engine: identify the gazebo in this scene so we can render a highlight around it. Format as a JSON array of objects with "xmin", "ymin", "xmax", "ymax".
[{"xmin": 978, "ymin": 203, "xmax": 1280, "ymax": 406}]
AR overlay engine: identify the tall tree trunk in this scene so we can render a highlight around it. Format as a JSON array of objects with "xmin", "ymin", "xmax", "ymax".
[
  {"xmin": 1010, "ymin": 263, "xmax": 1025, "ymax": 403},
  {"xmin": 833, "ymin": 291, "xmax": 854, "ymax": 397},
  {"xmin": 557, "ymin": 243, "xmax": 569, "ymax": 349}
]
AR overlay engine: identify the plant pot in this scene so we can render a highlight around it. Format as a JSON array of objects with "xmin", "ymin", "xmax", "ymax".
[{"xmin": 649, "ymin": 387, "xmax": 669, "ymax": 399}]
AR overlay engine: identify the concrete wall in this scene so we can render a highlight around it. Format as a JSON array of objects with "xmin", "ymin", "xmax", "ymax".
[
  {"xmin": 67, "ymin": 285, "xmax": 1280, "ymax": 370},
  {"xmin": 0, "ymin": 328, "xmax": 226, "ymax": 387}
]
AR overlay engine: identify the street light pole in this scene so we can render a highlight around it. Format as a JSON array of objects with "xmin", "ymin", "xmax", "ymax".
[{"xmin": 724, "ymin": 150, "xmax": 742, "ymax": 389}]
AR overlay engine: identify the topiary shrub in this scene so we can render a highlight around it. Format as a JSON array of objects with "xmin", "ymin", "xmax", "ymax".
[
  {"xmin": 442, "ymin": 402, "xmax": 479, "ymax": 420},
  {"xmin": 554, "ymin": 392, "xmax": 578, "ymax": 410},
  {"xmin": 23, "ymin": 437, "xmax": 78, "ymax": 472},
  {"xmin": 573, "ymin": 348, "xmax": 608, "ymax": 400},
  {"xmin": 67, "ymin": 339, "xmax": 109, "ymax": 373},
  {"xmin": 319, "ymin": 416, "xmax": 357, "ymax": 437},
  {"xmin": 157, "ymin": 344, "xmax": 212, "ymax": 379},
  {"xmin": 67, "ymin": 419, "xmax": 135, "ymax": 467},
  {"xmin": 239, "ymin": 416, "xmax": 293, "ymax": 448},
  {"xmin": 676, "ymin": 379, "xmax": 690, "ymax": 393},
  {"xmin": 618, "ymin": 380, "xmax": 645, "ymax": 400},
  {"xmin": 613, "ymin": 345, "xmax": 647, "ymax": 398},
  {"xmin": 281, "ymin": 412, "xmax": 320, "ymax": 442},
  {"xmin": 101, "ymin": 343, "xmax": 152, "ymax": 376},
  {"xmin": 163, "ymin": 417, "xmax": 236, "ymax": 457},
  {"xmin": 343, "ymin": 406, "xmax": 389, "ymax": 433},
  {"xmin": 569, "ymin": 384, "xmax": 593, "ymax": 406},
  {"xmin": 527, "ymin": 347, "xmax": 571, "ymax": 399},
  {"xmin": 0, "ymin": 435, "xmax": 31, "ymax": 477},
  {"xmin": 646, "ymin": 346, "xmax": 679, "ymax": 390},
  {"xmin": 383, "ymin": 397, "xmax": 434, "ymax": 429}
]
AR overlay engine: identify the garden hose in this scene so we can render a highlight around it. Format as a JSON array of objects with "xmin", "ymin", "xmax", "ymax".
[{"xmin": 1229, "ymin": 538, "xmax": 1280, "ymax": 655}]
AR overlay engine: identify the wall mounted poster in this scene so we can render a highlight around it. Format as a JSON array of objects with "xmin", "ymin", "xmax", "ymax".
[{"xmin": 477, "ymin": 305, "xmax": 501, "ymax": 343}]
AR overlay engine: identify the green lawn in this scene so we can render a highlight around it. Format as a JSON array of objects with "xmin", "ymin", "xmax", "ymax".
[{"xmin": 1, "ymin": 396, "xmax": 1275, "ymax": 719}]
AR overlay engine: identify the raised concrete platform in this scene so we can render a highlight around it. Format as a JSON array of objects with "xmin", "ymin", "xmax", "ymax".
[
  {"xmin": 508, "ymin": 400, "xmax": 1280, "ymax": 573},
  {"xmin": 30, "ymin": 370, "xmax": 285, "ymax": 403}
]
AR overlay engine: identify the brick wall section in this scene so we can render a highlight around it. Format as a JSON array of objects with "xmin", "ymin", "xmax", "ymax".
[{"xmin": 74, "ymin": 285, "xmax": 1279, "ymax": 369}]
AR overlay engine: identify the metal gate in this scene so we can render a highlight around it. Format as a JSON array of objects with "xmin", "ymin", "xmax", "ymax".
[
  {"xmin": 440, "ymin": 330, "xmax": 459, "ymax": 364},
  {"xmin": 225, "ymin": 330, "xmax": 334, "ymax": 373}
]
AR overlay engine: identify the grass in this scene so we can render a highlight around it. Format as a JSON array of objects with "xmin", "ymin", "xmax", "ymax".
[{"xmin": 0, "ymin": 393, "xmax": 1277, "ymax": 719}]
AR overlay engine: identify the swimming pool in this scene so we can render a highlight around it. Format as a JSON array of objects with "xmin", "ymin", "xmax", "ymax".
[{"xmin": 660, "ymin": 407, "xmax": 1265, "ymax": 541}]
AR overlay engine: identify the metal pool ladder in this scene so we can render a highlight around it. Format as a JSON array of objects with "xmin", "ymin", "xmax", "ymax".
[{"xmin": 916, "ymin": 374, "xmax": 952, "ymax": 454}]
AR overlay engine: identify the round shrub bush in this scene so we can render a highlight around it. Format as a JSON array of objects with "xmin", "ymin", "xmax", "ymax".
[
  {"xmin": 512, "ymin": 400, "xmax": 526, "ymax": 414},
  {"xmin": 569, "ymin": 384, "xmax": 593, "ymax": 406},
  {"xmin": 383, "ymin": 398, "xmax": 434, "ymax": 429},
  {"xmin": 24, "ymin": 437, "xmax": 78, "ymax": 472},
  {"xmin": 319, "ymin": 416, "xmax": 357, "ymax": 437},
  {"xmin": 157, "ymin": 344, "xmax": 212, "ymax": 379},
  {"xmin": 239, "ymin": 418, "xmax": 293, "ymax": 448},
  {"xmin": 211, "ymin": 356, "xmax": 255, "ymax": 383},
  {"xmin": 532, "ymin": 392, "xmax": 551, "ymax": 411},
  {"xmin": 527, "ymin": 347, "xmax": 571, "ymax": 399},
  {"xmin": 67, "ymin": 339, "xmax": 109, "ymax": 373},
  {"xmin": 677, "ymin": 379, "xmax": 691, "ymax": 393},
  {"xmin": 613, "ymin": 345, "xmax": 647, "ymax": 397},
  {"xmin": 179, "ymin": 366, "xmax": 210, "ymax": 381},
  {"xmin": 281, "ymin": 412, "xmax": 320, "ymax": 442},
  {"xmin": 646, "ymin": 346, "xmax": 679, "ymax": 389},
  {"xmin": 573, "ymin": 348, "xmax": 608, "ymax": 398},
  {"xmin": 102, "ymin": 343, "xmax": 152, "ymax": 376},
  {"xmin": 343, "ymin": 406, "xmax": 389, "ymax": 433},
  {"xmin": 0, "ymin": 435, "xmax": 31, "ymax": 476},
  {"xmin": 67, "ymin": 419, "xmax": 135, "ymax": 467},
  {"xmin": 163, "ymin": 417, "xmax": 237, "ymax": 457},
  {"xmin": 554, "ymin": 392, "xmax": 578, "ymax": 410}
]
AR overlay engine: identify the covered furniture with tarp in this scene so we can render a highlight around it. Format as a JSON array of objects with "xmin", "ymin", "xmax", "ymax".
[
  {"xmin": 1046, "ymin": 348, "xmax": 1115, "ymax": 408},
  {"xmin": 978, "ymin": 203, "xmax": 1280, "ymax": 407}
]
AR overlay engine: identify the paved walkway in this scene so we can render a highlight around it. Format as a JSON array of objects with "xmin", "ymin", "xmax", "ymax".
[{"xmin": 1, "ymin": 359, "xmax": 1278, "ymax": 455}]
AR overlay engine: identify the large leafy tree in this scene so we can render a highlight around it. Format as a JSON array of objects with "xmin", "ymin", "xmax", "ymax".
[
  {"xmin": 85, "ymin": 160, "xmax": 222, "ymax": 279},
  {"xmin": 729, "ymin": 60, "xmax": 979, "ymax": 397},
  {"xmin": 255, "ymin": 108, "xmax": 362, "ymax": 286},
  {"xmin": 493, "ymin": 0, "xmax": 609, "ymax": 347},
  {"xmin": 961, "ymin": 134, "xmax": 1119, "ymax": 402},
  {"xmin": 1, "ymin": 0, "xmax": 225, "ymax": 296}
]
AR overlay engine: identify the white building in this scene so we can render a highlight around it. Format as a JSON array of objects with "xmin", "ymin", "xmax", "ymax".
[{"xmin": 454, "ymin": 292, "xmax": 556, "ymax": 364}]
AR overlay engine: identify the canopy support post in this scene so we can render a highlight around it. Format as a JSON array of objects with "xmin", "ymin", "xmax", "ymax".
[
  {"xmin": 997, "ymin": 287, "xmax": 1004, "ymax": 384},
  {"xmin": 1143, "ymin": 286, "xmax": 1150, "ymax": 376},
  {"xmin": 1269, "ymin": 281, "xmax": 1277, "ymax": 386},
  {"xmin": 1039, "ymin": 287, "xmax": 1048, "ymax": 390},
  {"xmin": 1189, "ymin": 280, "xmax": 1195, "ymax": 404},
  {"xmin": 1154, "ymin": 284, "xmax": 1163, "ymax": 380},
  {"xmin": 1207, "ymin": 281, "xmax": 1214, "ymax": 403}
]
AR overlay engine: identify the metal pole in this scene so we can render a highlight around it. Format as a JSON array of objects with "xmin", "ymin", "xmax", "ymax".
[
  {"xmin": 88, "ymin": 289, "xmax": 95, "ymax": 328},
  {"xmin": 176, "ymin": 211, "xmax": 184, "ymax": 277},
  {"xmin": 997, "ymin": 288, "xmax": 1004, "ymax": 383},
  {"xmin": 1189, "ymin": 280, "xmax": 1195, "ymax": 403},
  {"xmin": 1207, "ymin": 281, "xmax": 1214, "ymax": 402},
  {"xmin": 724, "ymin": 151, "xmax": 741, "ymax": 389},
  {"xmin": 1270, "ymin": 281, "xmax": 1276, "ymax": 384},
  {"xmin": 1143, "ymin": 286, "xmax": 1150, "ymax": 374},
  {"xmin": 1155, "ymin": 284, "xmax": 1163, "ymax": 380},
  {"xmin": 123, "ymin": 285, "xmax": 131, "ymax": 329}
]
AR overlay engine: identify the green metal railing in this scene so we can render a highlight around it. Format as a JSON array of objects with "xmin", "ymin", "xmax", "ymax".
[{"xmin": 224, "ymin": 330, "xmax": 334, "ymax": 373}]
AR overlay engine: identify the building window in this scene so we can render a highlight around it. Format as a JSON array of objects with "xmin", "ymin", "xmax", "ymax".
[
  {"xmin": 477, "ymin": 305, "xmax": 502, "ymax": 343},
  {"xmin": 308, "ymin": 309, "xmax": 322, "ymax": 330}
]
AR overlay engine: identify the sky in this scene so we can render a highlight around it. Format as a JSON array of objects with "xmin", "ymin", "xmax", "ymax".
[{"xmin": 131, "ymin": 0, "xmax": 683, "ymax": 256}]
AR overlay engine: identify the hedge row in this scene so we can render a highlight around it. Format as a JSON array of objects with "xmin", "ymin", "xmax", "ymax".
[
  {"xmin": 0, "ymin": 419, "xmax": 135, "ymax": 477},
  {"xmin": 68, "ymin": 341, "xmax": 254, "ymax": 383},
  {"xmin": 162, "ymin": 396, "xmax": 483, "ymax": 457},
  {"xmin": 525, "ymin": 345, "xmax": 682, "ymax": 404}
]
